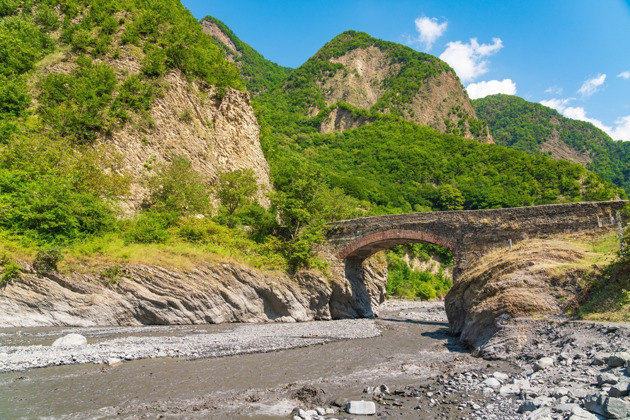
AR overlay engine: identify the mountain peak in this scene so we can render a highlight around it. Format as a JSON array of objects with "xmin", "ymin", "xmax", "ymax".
[{"xmin": 281, "ymin": 30, "xmax": 492, "ymax": 142}]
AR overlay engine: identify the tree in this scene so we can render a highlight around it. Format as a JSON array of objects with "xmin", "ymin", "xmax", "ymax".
[
  {"xmin": 215, "ymin": 169, "xmax": 259, "ymax": 227},
  {"xmin": 438, "ymin": 184, "xmax": 464, "ymax": 210},
  {"xmin": 147, "ymin": 156, "xmax": 210, "ymax": 216}
]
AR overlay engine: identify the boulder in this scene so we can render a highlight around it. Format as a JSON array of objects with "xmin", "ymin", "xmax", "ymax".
[
  {"xmin": 607, "ymin": 352, "xmax": 630, "ymax": 368},
  {"xmin": 482, "ymin": 377, "xmax": 501, "ymax": 388},
  {"xmin": 608, "ymin": 381, "xmax": 629, "ymax": 398},
  {"xmin": 493, "ymin": 371, "xmax": 510, "ymax": 383},
  {"xmin": 518, "ymin": 401, "xmax": 537, "ymax": 413},
  {"xmin": 52, "ymin": 333, "xmax": 87, "ymax": 347},
  {"xmin": 592, "ymin": 353, "xmax": 611, "ymax": 366},
  {"xmin": 584, "ymin": 394, "xmax": 630, "ymax": 419},
  {"xmin": 597, "ymin": 372, "xmax": 619, "ymax": 386}
]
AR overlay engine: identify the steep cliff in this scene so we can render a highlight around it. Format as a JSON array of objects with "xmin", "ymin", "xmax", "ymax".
[{"xmin": 1, "ymin": 0, "xmax": 272, "ymax": 214}]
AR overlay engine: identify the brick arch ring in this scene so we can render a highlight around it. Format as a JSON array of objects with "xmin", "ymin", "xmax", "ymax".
[{"xmin": 338, "ymin": 229, "xmax": 456, "ymax": 259}]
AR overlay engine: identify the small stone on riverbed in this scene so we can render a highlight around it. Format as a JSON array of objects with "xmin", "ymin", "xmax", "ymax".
[
  {"xmin": 346, "ymin": 401, "xmax": 376, "ymax": 415},
  {"xmin": 533, "ymin": 357, "xmax": 554, "ymax": 372}
]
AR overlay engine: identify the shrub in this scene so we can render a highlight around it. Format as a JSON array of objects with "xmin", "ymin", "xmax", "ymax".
[
  {"xmin": 1, "ymin": 258, "xmax": 20, "ymax": 284},
  {"xmin": 124, "ymin": 211, "xmax": 173, "ymax": 244},
  {"xmin": 33, "ymin": 247, "xmax": 63, "ymax": 273},
  {"xmin": 101, "ymin": 264, "xmax": 121, "ymax": 285},
  {"xmin": 147, "ymin": 156, "xmax": 211, "ymax": 216}
]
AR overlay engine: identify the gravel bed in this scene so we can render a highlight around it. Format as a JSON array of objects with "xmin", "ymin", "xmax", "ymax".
[{"xmin": 0, "ymin": 319, "xmax": 379, "ymax": 373}]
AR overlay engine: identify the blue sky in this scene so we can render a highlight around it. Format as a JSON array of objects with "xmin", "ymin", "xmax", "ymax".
[{"xmin": 183, "ymin": 0, "xmax": 630, "ymax": 141}]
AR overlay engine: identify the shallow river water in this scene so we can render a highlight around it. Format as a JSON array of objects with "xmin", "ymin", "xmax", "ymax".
[{"xmin": 0, "ymin": 302, "xmax": 514, "ymax": 419}]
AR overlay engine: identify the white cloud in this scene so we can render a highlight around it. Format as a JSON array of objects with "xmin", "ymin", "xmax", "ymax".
[
  {"xmin": 543, "ymin": 103, "xmax": 630, "ymax": 141},
  {"xmin": 540, "ymin": 98, "xmax": 573, "ymax": 112},
  {"xmin": 410, "ymin": 17, "xmax": 447, "ymax": 51},
  {"xmin": 609, "ymin": 115, "xmax": 630, "ymax": 140},
  {"xmin": 466, "ymin": 79, "xmax": 516, "ymax": 99},
  {"xmin": 544, "ymin": 86, "xmax": 563, "ymax": 95},
  {"xmin": 618, "ymin": 71, "xmax": 630, "ymax": 80},
  {"xmin": 439, "ymin": 38, "xmax": 503, "ymax": 82},
  {"xmin": 563, "ymin": 107, "xmax": 610, "ymax": 132},
  {"xmin": 578, "ymin": 74, "xmax": 606, "ymax": 97}
]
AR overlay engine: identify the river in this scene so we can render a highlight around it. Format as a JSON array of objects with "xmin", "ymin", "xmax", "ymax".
[{"xmin": 0, "ymin": 301, "xmax": 518, "ymax": 419}]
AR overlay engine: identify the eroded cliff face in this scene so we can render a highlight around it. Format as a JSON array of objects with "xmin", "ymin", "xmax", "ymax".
[
  {"xmin": 314, "ymin": 47, "xmax": 492, "ymax": 142},
  {"xmin": 110, "ymin": 70, "xmax": 272, "ymax": 211},
  {"xmin": 0, "ymin": 255, "xmax": 387, "ymax": 327},
  {"xmin": 38, "ymin": 46, "xmax": 272, "ymax": 213}
]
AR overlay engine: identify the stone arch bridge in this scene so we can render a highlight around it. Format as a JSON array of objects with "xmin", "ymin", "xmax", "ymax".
[{"xmin": 322, "ymin": 201, "xmax": 626, "ymax": 317}]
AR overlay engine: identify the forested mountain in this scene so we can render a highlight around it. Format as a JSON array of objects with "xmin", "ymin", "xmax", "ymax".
[
  {"xmin": 253, "ymin": 34, "xmax": 623, "ymax": 215},
  {"xmin": 474, "ymin": 94, "xmax": 630, "ymax": 193}
]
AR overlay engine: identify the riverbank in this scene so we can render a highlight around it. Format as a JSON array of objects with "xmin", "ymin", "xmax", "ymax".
[{"xmin": 1, "ymin": 301, "xmax": 629, "ymax": 419}]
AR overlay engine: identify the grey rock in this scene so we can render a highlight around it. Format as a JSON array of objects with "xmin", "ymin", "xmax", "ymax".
[
  {"xmin": 52, "ymin": 334, "xmax": 87, "ymax": 347},
  {"xmin": 482, "ymin": 377, "xmax": 501, "ymax": 388},
  {"xmin": 332, "ymin": 397, "xmax": 348, "ymax": 407},
  {"xmin": 598, "ymin": 372, "xmax": 619, "ymax": 386},
  {"xmin": 533, "ymin": 396, "xmax": 553, "ymax": 407},
  {"xmin": 608, "ymin": 381, "xmax": 629, "ymax": 398},
  {"xmin": 568, "ymin": 406, "xmax": 598, "ymax": 420},
  {"xmin": 551, "ymin": 387, "xmax": 570, "ymax": 398},
  {"xmin": 607, "ymin": 352, "xmax": 630, "ymax": 367},
  {"xmin": 593, "ymin": 353, "xmax": 611, "ymax": 366},
  {"xmin": 525, "ymin": 406, "xmax": 552, "ymax": 420},
  {"xmin": 584, "ymin": 393, "xmax": 630, "ymax": 419},
  {"xmin": 499, "ymin": 383, "xmax": 521, "ymax": 396},
  {"xmin": 346, "ymin": 401, "xmax": 376, "ymax": 415},
  {"xmin": 533, "ymin": 357, "xmax": 555, "ymax": 372},
  {"xmin": 314, "ymin": 407, "xmax": 325, "ymax": 415},
  {"xmin": 304, "ymin": 409, "xmax": 318, "ymax": 418},
  {"xmin": 518, "ymin": 401, "xmax": 538, "ymax": 413},
  {"xmin": 553, "ymin": 403, "xmax": 580, "ymax": 413},
  {"xmin": 105, "ymin": 358, "xmax": 122, "ymax": 367},
  {"xmin": 604, "ymin": 397, "xmax": 630, "ymax": 419},
  {"xmin": 584, "ymin": 393, "xmax": 607, "ymax": 417},
  {"xmin": 493, "ymin": 371, "xmax": 510, "ymax": 383}
]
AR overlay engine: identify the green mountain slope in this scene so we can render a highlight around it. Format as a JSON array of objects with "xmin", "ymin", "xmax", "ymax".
[
  {"xmin": 256, "ymin": 33, "xmax": 623, "ymax": 216},
  {"xmin": 473, "ymin": 94, "xmax": 630, "ymax": 192},
  {"xmin": 201, "ymin": 16, "xmax": 291, "ymax": 95}
]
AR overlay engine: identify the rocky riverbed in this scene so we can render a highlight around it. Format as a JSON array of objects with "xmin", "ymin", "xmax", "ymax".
[{"xmin": 1, "ymin": 301, "xmax": 629, "ymax": 419}]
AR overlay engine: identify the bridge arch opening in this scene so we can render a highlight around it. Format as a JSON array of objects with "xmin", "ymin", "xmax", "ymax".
[
  {"xmin": 338, "ymin": 229, "xmax": 455, "ymax": 260},
  {"xmin": 338, "ymin": 229, "xmax": 456, "ymax": 313}
]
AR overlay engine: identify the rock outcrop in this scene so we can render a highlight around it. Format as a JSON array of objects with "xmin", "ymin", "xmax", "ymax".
[
  {"xmin": 0, "ymin": 256, "xmax": 387, "ymax": 327},
  {"xmin": 444, "ymin": 234, "xmax": 607, "ymax": 357},
  {"xmin": 109, "ymin": 70, "xmax": 272, "ymax": 212}
]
